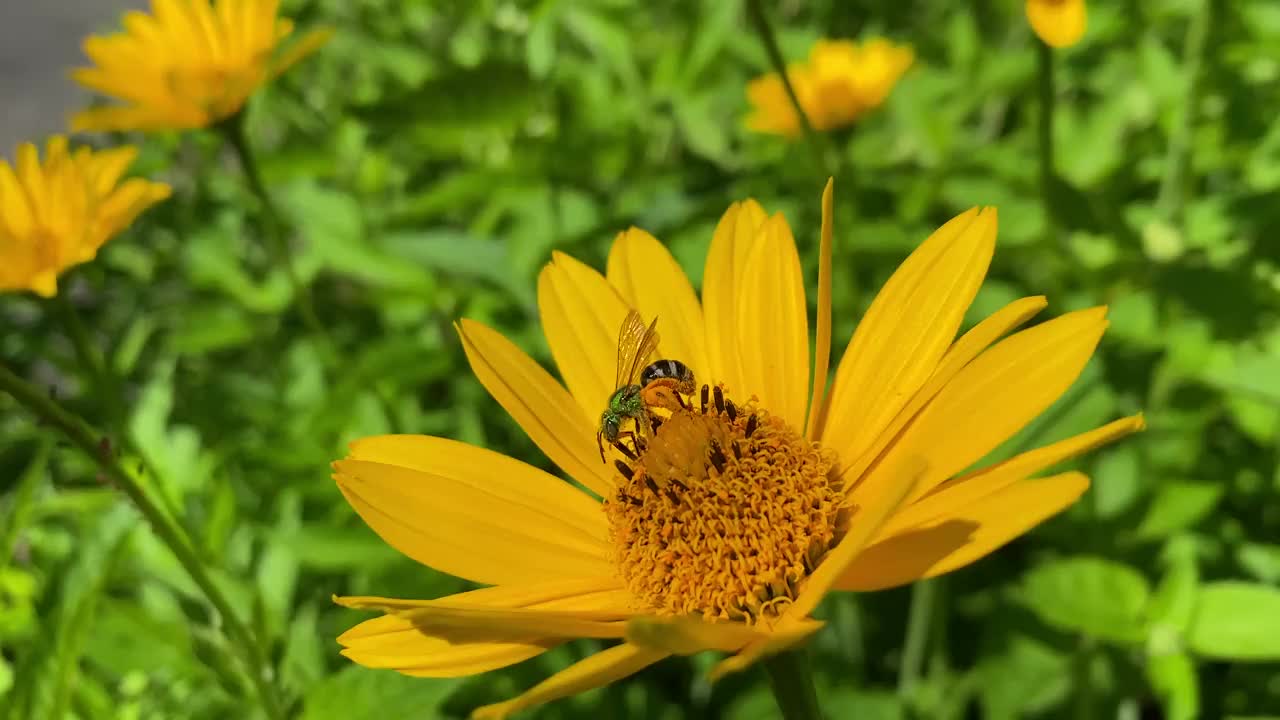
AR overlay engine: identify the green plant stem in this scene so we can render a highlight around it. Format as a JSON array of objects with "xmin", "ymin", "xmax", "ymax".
[
  {"xmin": 218, "ymin": 113, "xmax": 405, "ymax": 434},
  {"xmin": 219, "ymin": 112, "xmax": 331, "ymax": 349},
  {"xmin": 898, "ymin": 578, "xmax": 936, "ymax": 698},
  {"xmin": 1155, "ymin": 0, "xmax": 1211, "ymax": 222},
  {"xmin": 50, "ymin": 292, "xmax": 189, "ymax": 522},
  {"xmin": 745, "ymin": 0, "xmax": 830, "ymax": 175},
  {"xmin": 1036, "ymin": 40, "xmax": 1058, "ymax": 243},
  {"xmin": 763, "ymin": 649, "xmax": 824, "ymax": 720},
  {"xmin": 53, "ymin": 293, "xmax": 122, "ymax": 428},
  {"xmin": 0, "ymin": 362, "xmax": 284, "ymax": 720}
]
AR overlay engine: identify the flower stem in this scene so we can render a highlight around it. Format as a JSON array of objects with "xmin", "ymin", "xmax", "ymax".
[
  {"xmin": 0, "ymin": 362, "xmax": 285, "ymax": 720},
  {"xmin": 1155, "ymin": 0, "xmax": 1211, "ymax": 222},
  {"xmin": 898, "ymin": 578, "xmax": 935, "ymax": 698},
  {"xmin": 744, "ymin": 0, "xmax": 830, "ymax": 175},
  {"xmin": 763, "ymin": 649, "xmax": 824, "ymax": 720},
  {"xmin": 52, "ymin": 292, "xmax": 122, "ymax": 428},
  {"xmin": 219, "ymin": 111, "xmax": 331, "ymax": 349},
  {"xmin": 218, "ymin": 112, "xmax": 405, "ymax": 434},
  {"xmin": 1036, "ymin": 40, "xmax": 1058, "ymax": 243}
]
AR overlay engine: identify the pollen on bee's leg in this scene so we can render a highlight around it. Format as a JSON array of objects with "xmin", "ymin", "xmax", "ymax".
[{"xmin": 604, "ymin": 384, "xmax": 841, "ymax": 625}]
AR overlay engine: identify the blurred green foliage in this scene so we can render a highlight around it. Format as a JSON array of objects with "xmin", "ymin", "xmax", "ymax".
[{"xmin": 4, "ymin": 0, "xmax": 1280, "ymax": 718}]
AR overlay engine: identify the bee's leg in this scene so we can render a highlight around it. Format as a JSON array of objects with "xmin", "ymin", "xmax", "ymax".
[
  {"xmin": 617, "ymin": 430, "xmax": 644, "ymax": 455},
  {"xmin": 597, "ymin": 430, "xmax": 607, "ymax": 463},
  {"xmin": 611, "ymin": 436, "xmax": 638, "ymax": 461}
]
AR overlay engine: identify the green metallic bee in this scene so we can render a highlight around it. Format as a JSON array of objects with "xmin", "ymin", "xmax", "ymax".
[{"xmin": 597, "ymin": 309, "xmax": 660, "ymax": 462}]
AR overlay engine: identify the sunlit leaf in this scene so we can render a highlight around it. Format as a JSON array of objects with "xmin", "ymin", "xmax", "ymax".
[{"xmin": 1187, "ymin": 582, "xmax": 1280, "ymax": 661}]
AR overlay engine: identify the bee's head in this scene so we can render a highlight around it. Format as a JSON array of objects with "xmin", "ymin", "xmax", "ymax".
[{"xmin": 601, "ymin": 414, "xmax": 621, "ymax": 441}]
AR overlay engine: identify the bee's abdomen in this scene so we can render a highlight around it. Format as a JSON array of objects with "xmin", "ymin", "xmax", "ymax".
[{"xmin": 641, "ymin": 359, "xmax": 694, "ymax": 386}]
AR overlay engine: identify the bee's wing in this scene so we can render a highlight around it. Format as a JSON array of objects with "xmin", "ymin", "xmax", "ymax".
[{"xmin": 615, "ymin": 310, "xmax": 660, "ymax": 388}]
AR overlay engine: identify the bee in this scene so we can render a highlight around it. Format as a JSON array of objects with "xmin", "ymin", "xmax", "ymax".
[
  {"xmin": 597, "ymin": 310, "xmax": 661, "ymax": 462},
  {"xmin": 639, "ymin": 359, "xmax": 696, "ymax": 412}
]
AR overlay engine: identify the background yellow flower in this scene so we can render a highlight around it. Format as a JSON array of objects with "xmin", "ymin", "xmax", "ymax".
[
  {"xmin": 747, "ymin": 38, "xmax": 914, "ymax": 137},
  {"xmin": 70, "ymin": 0, "xmax": 332, "ymax": 132},
  {"xmin": 1027, "ymin": 0, "xmax": 1088, "ymax": 48},
  {"xmin": 0, "ymin": 137, "xmax": 170, "ymax": 296}
]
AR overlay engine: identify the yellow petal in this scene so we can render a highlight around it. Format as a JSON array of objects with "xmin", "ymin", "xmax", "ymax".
[
  {"xmin": 0, "ymin": 162, "xmax": 35, "ymax": 239},
  {"xmin": 151, "ymin": 0, "xmax": 198, "ymax": 58},
  {"xmin": 538, "ymin": 251, "xmax": 631, "ymax": 419},
  {"xmin": 836, "ymin": 471, "xmax": 1090, "ymax": 591},
  {"xmin": 1027, "ymin": 0, "xmax": 1087, "ymax": 49},
  {"xmin": 338, "ymin": 578, "xmax": 630, "ymax": 678},
  {"xmin": 384, "ymin": 605, "xmax": 628, "ymax": 643},
  {"xmin": 884, "ymin": 413, "xmax": 1145, "ymax": 535},
  {"xmin": 83, "ymin": 145, "xmax": 139, "ymax": 196},
  {"xmin": 625, "ymin": 615, "xmax": 768, "ymax": 655},
  {"xmin": 470, "ymin": 643, "xmax": 666, "ymax": 720},
  {"xmin": 606, "ymin": 228, "xmax": 710, "ymax": 383},
  {"xmin": 820, "ymin": 208, "xmax": 997, "ymax": 469},
  {"xmin": 181, "ymin": 0, "xmax": 225, "ymax": 62},
  {"xmin": 805, "ymin": 178, "xmax": 836, "ymax": 439},
  {"xmin": 702, "ymin": 200, "xmax": 769, "ymax": 391},
  {"xmin": 457, "ymin": 319, "xmax": 615, "ymax": 498},
  {"xmin": 340, "ymin": 576, "xmax": 631, "ymax": 613},
  {"xmin": 334, "ymin": 436, "xmax": 614, "ymax": 585},
  {"xmin": 788, "ymin": 454, "xmax": 927, "ymax": 618},
  {"xmin": 707, "ymin": 617, "xmax": 826, "ymax": 682},
  {"xmin": 337, "ymin": 585, "xmax": 635, "ymax": 644},
  {"xmin": 839, "ymin": 295, "xmax": 1048, "ymax": 487},
  {"xmin": 30, "ymin": 271, "xmax": 60, "ymax": 298},
  {"xmin": 854, "ymin": 305, "xmax": 1108, "ymax": 510},
  {"xmin": 737, "ymin": 213, "xmax": 809, "ymax": 428},
  {"xmin": 745, "ymin": 73, "xmax": 801, "ymax": 137},
  {"xmin": 339, "ymin": 613, "xmax": 551, "ymax": 677}
]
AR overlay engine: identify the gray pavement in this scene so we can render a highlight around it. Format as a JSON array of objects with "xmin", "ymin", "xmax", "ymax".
[{"xmin": 0, "ymin": 1, "xmax": 141, "ymax": 150}]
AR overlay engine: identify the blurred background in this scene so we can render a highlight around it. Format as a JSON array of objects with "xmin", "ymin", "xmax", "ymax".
[{"xmin": 3, "ymin": 0, "xmax": 1280, "ymax": 718}]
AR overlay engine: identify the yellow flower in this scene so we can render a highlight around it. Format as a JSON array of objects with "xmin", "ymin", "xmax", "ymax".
[
  {"xmin": 333, "ymin": 181, "xmax": 1143, "ymax": 718},
  {"xmin": 71, "ymin": 0, "xmax": 332, "ymax": 132},
  {"xmin": 1027, "ymin": 0, "xmax": 1087, "ymax": 49},
  {"xmin": 0, "ymin": 137, "xmax": 171, "ymax": 297},
  {"xmin": 746, "ymin": 38, "xmax": 914, "ymax": 137}
]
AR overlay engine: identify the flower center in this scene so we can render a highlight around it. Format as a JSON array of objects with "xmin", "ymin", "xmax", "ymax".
[{"xmin": 603, "ymin": 384, "xmax": 844, "ymax": 623}]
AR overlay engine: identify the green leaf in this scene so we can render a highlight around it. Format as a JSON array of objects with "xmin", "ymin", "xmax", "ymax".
[
  {"xmin": 355, "ymin": 63, "xmax": 540, "ymax": 135},
  {"xmin": 1146, "ymin": 651, "xmax": 1199, "ymax": 720},
  {"xmin": 1237, "ymin": 543, "xmax": 1280, "ymax": 584},
  {"xmin": 672, "ymin": 94, "xmax": 734, "ymax": 165},
  {"xmin": 1136, "ymin": 481, "xmax": 1224, "ymax": 538},
  {"xmin": 1187, "ymin": 582, "xmax": 1280, "ymax": 660},
  {"xmin": 1146, "ymin": 544, "xmax": 1200, "ymax": 644},
  {"xmin": 1092, "ymin": 444, "xmax": 1143, "ymax": 519},
  {"xmin": 301, "ymin": 665, "xmax": 461, "ymax": 720},
  {"xmin": 7, "ymin": 506, "xmax": 135, "ymax": 720},
  {"xmin": 1020, "ymin": 557, "xmax": 1151, "ymax": 643},
  {"xmin": 526, "ymin": 2, "xmax": 559, "ymax": 79},
  {"xmin": 281, "ymin": 184, "xmax": 436, "ymax": 294},
  {"xmin": 167, "ymin": 305, "xmax": 259, "ymax": 355},
  {"xmin": 0, "ymin": 442, "xmax": 49, "ymax": 573},
  {"xmin": 978, "ymin": 633, "xmax": 1072, "ymax": 720}
]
